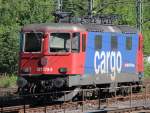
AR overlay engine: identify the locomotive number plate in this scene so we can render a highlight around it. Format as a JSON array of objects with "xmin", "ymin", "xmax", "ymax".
[{"xmin": 36, "ymin": 67, "xmax": 53, "ymax": 72}]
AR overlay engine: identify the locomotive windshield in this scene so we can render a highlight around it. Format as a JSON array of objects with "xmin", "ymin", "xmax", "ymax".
[
  {"xmin": 50, "ymin": 33, "xmax": 71, "ymax": 52},
  {"xmin": 50, "ymin": 32, "xmax": 80, "ymax": 53},
  {"xmin": 24, "ymin": 33, "xmax": 43, "ymax": 52}
]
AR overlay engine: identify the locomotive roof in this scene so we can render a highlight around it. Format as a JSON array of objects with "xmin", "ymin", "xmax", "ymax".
[
  {"xmin": 84, "ymin": 24, "xmax": 138, "ymax": 33},
  {"xmin": 21, "ymin": 23, "xmax": 86, "ymax": 32},
  {"xmin": 22, "ymin": 23, "xmax": 138, "ymax": 33}
]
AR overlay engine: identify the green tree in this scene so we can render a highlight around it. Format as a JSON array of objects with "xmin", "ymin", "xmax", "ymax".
[
  {"xmin": 62, "ymin": 0, "xmax": 88, "ymax": 16},
  {"xmin": 143, "ymin": 0, "xmax": 150, "ymax": 55},
  {"xmin": 0, "ymin": 0, "xmax": 54, "ymax": 73}
]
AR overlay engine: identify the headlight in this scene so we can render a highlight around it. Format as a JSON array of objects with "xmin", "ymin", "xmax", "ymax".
[
  {"xmin": 59, "ymin": 67, "xmax": 67, "ymax": 73},
  {"xmin": 40, "ymin": 57, "xmax": 48, "ymax": 66}
]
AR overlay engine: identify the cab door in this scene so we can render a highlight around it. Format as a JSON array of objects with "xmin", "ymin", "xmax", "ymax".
[
  {"xmin": 71, "ymin": 32, "xmax": 87, "ymax": 74},
  {"xmin": 80, "ymin": 32, "xmax": 87, "ymax": 74}
]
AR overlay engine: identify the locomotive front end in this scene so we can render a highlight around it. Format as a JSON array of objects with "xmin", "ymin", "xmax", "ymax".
[{"xmin": 18, "ymin": 23, "xmax": 87, "ymax": 94}]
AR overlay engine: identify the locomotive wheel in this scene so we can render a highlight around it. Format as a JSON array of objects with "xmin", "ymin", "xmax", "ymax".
[
  {"xmin": 18, "ymin": 85, "xmax": 30, "ymax": 96},
  {"xmin": 30, "ymin": 83, "xmax": 45, "ymax": 100}
]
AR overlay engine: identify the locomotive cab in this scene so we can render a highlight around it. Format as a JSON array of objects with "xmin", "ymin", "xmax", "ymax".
[{"xmin": 18, "ymin": 23, "xmax": 87, "ymax": 93}]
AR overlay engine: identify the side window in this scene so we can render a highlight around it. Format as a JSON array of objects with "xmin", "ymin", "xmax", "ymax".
[
  {"xmin": 126, "ymin": 36, "xmax": 132, "ymax": 50},
  {"xmin": 82, "ymin": 34, "xmax": 86, "ymax": 52},
  {"xmin": 50, "ymin": 33, "xmax": 70, "ymax": 52},
  {"xmin": 72, "ymin": 33, "xmax": 80, "ymax": 52},
  {"xmin": 111, "ymin": 35, "xmax": 118, "ymax": 50},
  {"xmin": 95, "ymin": 35, "xmax": 102, "ymax": 50}
]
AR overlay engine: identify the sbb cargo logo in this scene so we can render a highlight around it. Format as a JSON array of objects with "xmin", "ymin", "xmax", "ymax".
[{"xmin": 94, "ymin": 51, "xmax": 122, "ymax": 80}]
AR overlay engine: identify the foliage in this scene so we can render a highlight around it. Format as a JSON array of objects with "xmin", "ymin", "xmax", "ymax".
[
  {"xmin": 0, "ymin": 74, "xmax": 17, "ymax": 88},
  {"xmin": 142, "ymin": 0, "xmax": 150, "ymax": 55},
  {"xmin": 143, "ymin": 30, "xmax": 150, "ymax": 55},
  {"xmin": 0, "ymin": 0, "xmax": 55, "ymax": 73},
  {"xmin": 62, "ymin": 0, "xmax": 88, "ymax": 16},
  {"xmin": 144, "ymin": 61, "xmax": 150, "ymax": 77}
]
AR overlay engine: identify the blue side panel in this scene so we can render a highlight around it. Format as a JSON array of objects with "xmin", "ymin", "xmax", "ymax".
[
  {"xmin": 84, "ymin": 32, "xmax": 95, "ymax": 74},
  {"xmin": 84, "ymin": 32, "xmax": 138, "ymax": 76},
  {"xmin": 121, "ymin": 33, "xmax": 138, "ymax": 73}
]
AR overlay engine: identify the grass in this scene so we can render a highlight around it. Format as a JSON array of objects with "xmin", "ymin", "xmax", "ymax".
[{"xmin": 0, "ymin": 74, "xmax": 17, "ymax": 88}]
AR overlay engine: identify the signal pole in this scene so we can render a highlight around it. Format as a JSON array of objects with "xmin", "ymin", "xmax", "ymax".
[
  {"xmin": 57, "ymin": 0, "xmax": 63, "ymax": 12},
  {"xmin": 88, "ymin": 0, "xmax": 94, "ymax": 17},
  {"xmin": 136, "ymin": 0, "xmax": 142, "ymax": 32}
]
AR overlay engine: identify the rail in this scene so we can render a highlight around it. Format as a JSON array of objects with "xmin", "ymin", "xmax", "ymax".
[{"xmin": 0, "ymin": 84, "xmax": 150, "ymax": 113}]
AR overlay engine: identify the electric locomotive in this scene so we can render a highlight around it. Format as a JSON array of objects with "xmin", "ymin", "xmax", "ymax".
[{"xmin": 17, "ymin": 15, "xmax": 144, "ymax": 99}]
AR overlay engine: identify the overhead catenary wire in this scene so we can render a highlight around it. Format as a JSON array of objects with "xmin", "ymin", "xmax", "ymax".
[{"xmin": 54, "ymin": 0, "xmax": 149, "ymax": 30}]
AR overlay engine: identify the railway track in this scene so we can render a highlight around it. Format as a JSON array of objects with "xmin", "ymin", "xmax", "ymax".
[
  {"xmin": 1, "ymin": 99, "xmax": 149, "ymax": 113},
  {"xmin": 0, "ymin": 88, "xmax": 17, "ymax": 97},
  {"xmin": 0, "ymin": 85, "xmax": 150, "ymax": 113}
]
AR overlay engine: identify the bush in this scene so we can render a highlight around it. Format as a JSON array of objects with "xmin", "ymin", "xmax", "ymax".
[
  {"xmin": 144, "ymin": 61, "xmax": 150, "ymax": 77},
  {"xmin": 0, "ymin": 74, "xmax": 17, "ymax": 88}
]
